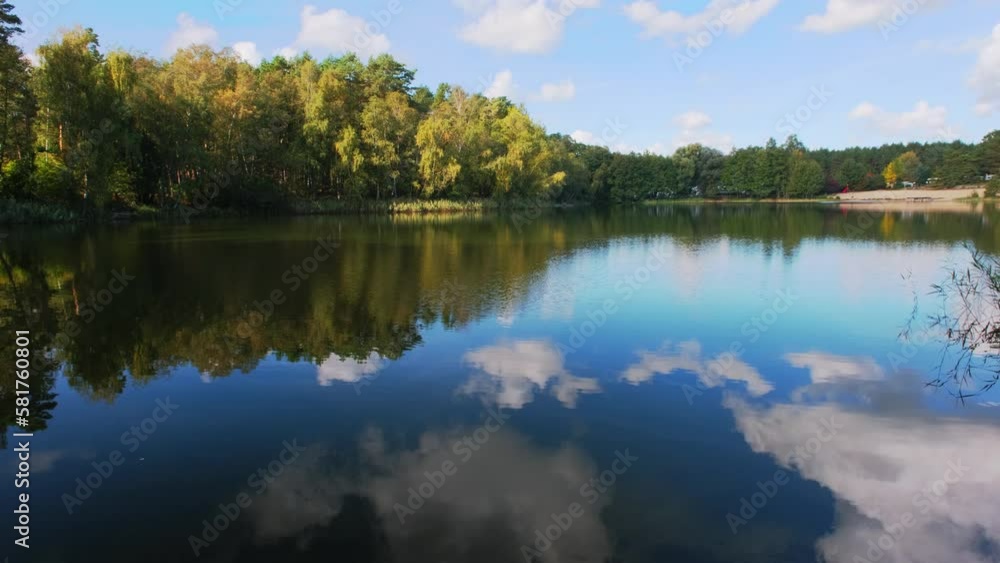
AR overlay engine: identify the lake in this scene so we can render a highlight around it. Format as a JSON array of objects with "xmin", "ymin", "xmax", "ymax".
[{"xmin": 2, "ymin": 203, "xmax": 999, "ymax": 563}]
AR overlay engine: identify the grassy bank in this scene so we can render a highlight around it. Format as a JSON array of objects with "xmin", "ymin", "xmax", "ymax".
[
  {"xmin": 288, "ymin": 198, "xmax": 577, "ymax": 215},
  {"xmin": 0, "ymin": 197, "xmax": 583, "ymax": 225}
]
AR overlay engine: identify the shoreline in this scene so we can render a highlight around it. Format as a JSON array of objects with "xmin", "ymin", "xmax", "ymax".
[{"xmin": 2, "ymin": 188, "xmax": 994, "ymax": 225}]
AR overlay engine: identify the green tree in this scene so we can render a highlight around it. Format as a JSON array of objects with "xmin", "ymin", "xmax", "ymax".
[
  {"xmin": 335, "ymin": 124, "xmax": 365, "ymax": 198},
  {"xmin": 362, "ymin": 54, "xmax": 414, "ymax": 98},
  {"xmin": 755, "ymin": 138, "xmax": 787, "ymax": 197},
  {"xmin": 488, "ymin": 106, "xmax": 565, "ymax": 198},
  {"xmin": 890, "ymin": 151, "xmax": 922, "ymax": 183},
  {"xmin": 0, "ymin": 0, "xmax": 22, "ymax": 43},
  {"xmin": 674, "ymin": 144, "xmax": 723, "ymax": 195},
  {"xmin": 721, "ymin": 146, "xmax": 763, "ymax": 196},
  {"xmin": 361, "ymin": 91, "xmax": 419, "ymax": 199},
  {"xmin": 837, "ymin": 159, "xmax": 866, "ymax": 190},
  {"xmin": 33, "ymin": 27, "xmax": 123, "ymax": 208},
  {"xmin": 0, "ymin": 1, "xmax": 34, "ymax": 195},
  {"xmin": 785, "ymin": 153, "xmax": 824, "ymax": 197},
  {"xmin": 415, "ymin": 88, "xmax": 495, "ymax": 198},
  {"xmin": 937, "ymin": 148, "xmax": 979, "ymax": 187},
  {"xmin": 979, "ymin": 130, "xmax": 1000, "ymax": 175}
]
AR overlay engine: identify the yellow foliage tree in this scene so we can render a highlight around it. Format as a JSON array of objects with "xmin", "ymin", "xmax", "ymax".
[{"xmin": 882, "ymin": 161, "xmax": 899, "ymax": 188}]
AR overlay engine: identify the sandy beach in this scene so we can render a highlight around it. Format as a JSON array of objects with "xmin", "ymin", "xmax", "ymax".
[{"xmin": 834, "ymin": 187, "xmax": 986, "ymax": 202}]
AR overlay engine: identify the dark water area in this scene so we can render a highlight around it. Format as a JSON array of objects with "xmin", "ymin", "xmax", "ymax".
[{"xmin": 1, "ymin": 203, "xmax": 999, "ymax": 563}]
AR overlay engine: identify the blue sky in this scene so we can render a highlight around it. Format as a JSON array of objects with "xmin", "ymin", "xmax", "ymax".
[{"xmin": 11, "ymin": 0, "xmax": 1000, "ymax": 153}]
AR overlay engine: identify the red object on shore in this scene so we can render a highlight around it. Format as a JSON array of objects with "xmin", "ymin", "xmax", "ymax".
[{"xmin": 841, "ymin": 186, "xmax": 850, "ymax": 193}]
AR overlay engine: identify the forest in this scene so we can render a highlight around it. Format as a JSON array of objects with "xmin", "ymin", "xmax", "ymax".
[{"xmin": 0, "ymin": 3, "xmax": 998, "ymax": 221}]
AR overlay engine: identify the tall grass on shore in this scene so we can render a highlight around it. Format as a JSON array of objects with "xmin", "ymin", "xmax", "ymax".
[{"xmin": 0, "ymin": 199, "xmax": 80, "ymax": 224}]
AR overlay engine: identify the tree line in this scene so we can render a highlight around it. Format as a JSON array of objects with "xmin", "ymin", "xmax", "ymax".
[{"xmin": 0, "ymin": 6, "xmax": 998, "ymax": 219}]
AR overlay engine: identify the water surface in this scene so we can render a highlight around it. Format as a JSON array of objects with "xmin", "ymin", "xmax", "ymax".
[{"xmin": 2, "ymin": 204, "xmax": 999, "ymax": 563}]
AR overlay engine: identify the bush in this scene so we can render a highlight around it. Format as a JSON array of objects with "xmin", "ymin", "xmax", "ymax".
[
  {"xmin": 108, "ymin": 163, "xmax": 137, "ymax": 208},
  {"xmin": 986, "ymin": 178, "xmax": 1000, "ymax": 199},
  {"xmin": 1, "ymin": 159, "xmax": 33, "ymax": 197},
  {"xmin": 30, "ymin": 153, "xmax": 73, "ymax": 203}
]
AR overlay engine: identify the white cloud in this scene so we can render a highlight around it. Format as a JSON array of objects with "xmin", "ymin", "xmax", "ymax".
[
  {"xmin": 24, "ymin": 51, "xmax": 39, "ymax": 67},
  {"xmin": 672, "ymin": 129, "xmax": 734, "ymax": 152},
  {"xmin": 970, "ymin": 23, "xmax": 1000, "ymax": 115},
  {"xmin": 644, "ymin": 142, "xmax": 672, "ymax": 156},
  {"xmin": 232, "ymin": 41, "xmax": 262, "ymax": 65},
  {"xmin": 483, "ymin": 69, "xmax": 516, "ymax": 97},
  {"xmin": 669, "ymin": 110, "xmax": 734, "ymax": 152},
  {"xmin": 727, "ymin": 397, "xmax": 1000, "ymax": 563},
  {"xmin": 481, "ymin": 72, "xmax": 574, "ymax": 102},
  {"xmin": 624, "ymin": 0, "xmax": 779, "ymax": 42},
  {"xmin": 316, "ymin": 352, "xmax": 385, "ymax": 386},
  {"xmin": 462, "ymin": 340, "xmax": 600, "ymax": 409},
  {"xmin": 568, "ymin": 133, "xmax": 650, "ymax": 155},
  {"xmin": 165, "ymin": 12, "xmax": 219, "ymax": 55},
  {"xmin": 289, "ymin": 5, "xmax": 391, "ymax": 60},
  {"xmin": 571, "ymin": 130, "xmax": 599, "ymax": 144},
  {"xmin": 673, "ymin": 110, "xmax": 713, "ymax": 130},
  {"xmin": 570, "ymin": 118, "xmax": 631, "ymax": 152},
  {"xmin": 286, "ymin": 428, "xmax": 612, "ymax": 560},
  {"xmin": 457, "ymin": 0, "xmax": 599, "ymax": 54},
  {"xmin": 800, "ymin": 0, "xmax": 944, "ymax": 33},
  {"xmin": 849, "ymin": 100, "xmax": 957, "ymax": 141},
  {"xmin": 783, "ymin": 351, "xmax": 890, "ymax": 402},
  {"xmin": 785, "ymin": 352, "xmax": 885, "ymax": 385},
  {"xmin": 621, "ymin": 340, "xmax": 774, "ymax": 397},
  {"xmin": 275, "ymin": 47, "xmax": 299, "ymax": 59},
  {"xmin": 535, "ymin": 79, "xmax": 576, "ymax": 101}
]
